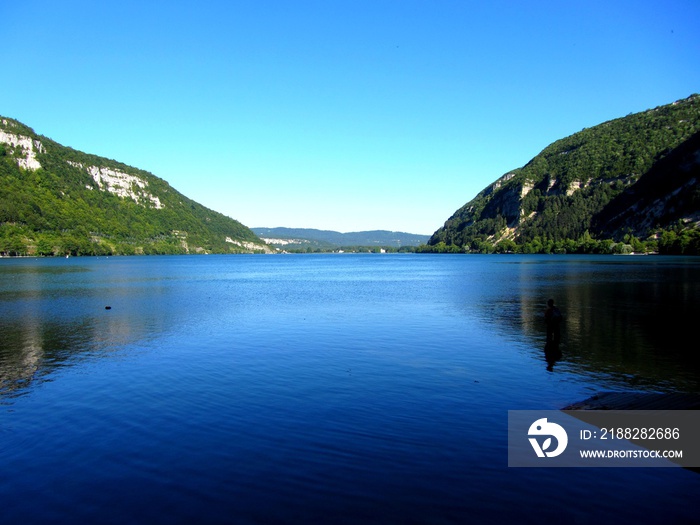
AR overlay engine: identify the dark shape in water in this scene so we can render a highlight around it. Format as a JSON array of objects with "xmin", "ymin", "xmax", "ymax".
[
  {"xmin": 544, "ymin": 298, "xmax": 562, "ymax": 344},
  {"xmin": 544, "ymin": 340, "xmax": 562, "ymax": 372}
]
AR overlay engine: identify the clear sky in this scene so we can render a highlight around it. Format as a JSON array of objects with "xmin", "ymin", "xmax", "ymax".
[{"xmin": 2, "ymin": 1, "xmax": 699, "ymax": 234}]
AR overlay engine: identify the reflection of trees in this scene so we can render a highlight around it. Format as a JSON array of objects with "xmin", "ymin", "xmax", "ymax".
[
  {"xmin": 0, "ymin": 324, "xmax": 43, "ymax": 397},
  {"xmin": 564, "ymin": 277, "xmax": 700, "ymax": 390},
  {"xmin": 1, "ymin": 299, "xmax": 182, "ymax": 398},
  {"xmin": 0, "ymin": 320, "xmax": 89, "ymax": 397},
  {"xmin": 0, "ymin": 315, "xmax": 150, "ymax": 398},
  {"xmin": 0, "ymin": 262, "xmax": 173, "ymax": 399},
  {"xmin": 481, "ymin": 260, "xmax": 700, "ymax": 391}
]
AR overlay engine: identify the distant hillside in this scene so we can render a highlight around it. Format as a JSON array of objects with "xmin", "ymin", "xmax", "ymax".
[
  {"xmin": 428, "ymin": 94, "xmax": 700, "ymax": 254},
  {"xmin": 253, "ymin": 227, "xmax": 429, "ymax": 251},
  {"xmin": 0, "ymin": 117, "xmax": 270, "ymax": 255}
]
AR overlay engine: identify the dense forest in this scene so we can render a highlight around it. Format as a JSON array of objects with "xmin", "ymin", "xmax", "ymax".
[
  {"xmin": 427, "ymin": 94, "xmax": 700, "ymax": 255},
  {"xmin": 0, "ymin": 117, "xmax": 269, "ymax": 256}
]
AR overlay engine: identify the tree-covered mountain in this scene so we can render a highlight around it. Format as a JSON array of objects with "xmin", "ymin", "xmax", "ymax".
[
  {"xmin": 428, "ymin": 94, "xmax": 700, "ymax": 255},
  {"xmin": 252, "ymin": 227, "xmax": 429, "ymax": 251},
  {"xmin": 0, "ymin": 117, "xmax": 270, "ymax": 255}
]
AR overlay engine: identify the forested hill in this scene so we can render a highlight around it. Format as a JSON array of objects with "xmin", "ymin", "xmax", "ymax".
[
  {"xmin": 252, "ymin": 227, "xmax": 429, "ymax": 250},
  {"xmin": 0, "ymin": 117, "xmax": 270, "ymax": 255},
  {"xmin": 428, "ymin": 94, "xmax": 700, "ymax": 255}
]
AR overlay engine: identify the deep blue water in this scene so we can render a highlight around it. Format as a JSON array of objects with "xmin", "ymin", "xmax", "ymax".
[{"xmin": 1, "ymin": 254, "xmax": 698, "ymax": 524}]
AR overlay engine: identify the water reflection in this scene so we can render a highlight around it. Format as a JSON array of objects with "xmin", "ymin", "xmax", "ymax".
[
  {"xmin": 2, "ymin": 255, "xmax": 700, "ymax": 400},
  {"xmin": 0, "ymin": 316, "xmax": 149, "ymax": 398},
  {"xmin": 543, "ymin": 341, "xmax": 562, "ymax": 372},
  {"xmin": 479, "ymin": 256, "xmax": 700, "ymax": 391},
  {"xmin": 0, "ymin": 258, "xmax": 182, "ymax": 398}
]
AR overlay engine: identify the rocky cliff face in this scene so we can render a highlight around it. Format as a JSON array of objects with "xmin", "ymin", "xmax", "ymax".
[{"xmin": 0, "ymin": 121, "xmax": 44, "ymax": 171}]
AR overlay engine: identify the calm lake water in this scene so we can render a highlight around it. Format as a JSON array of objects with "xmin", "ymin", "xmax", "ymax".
[{"xmin": 1, "ymin": 254, "xmax": 699, "ymax": 524}]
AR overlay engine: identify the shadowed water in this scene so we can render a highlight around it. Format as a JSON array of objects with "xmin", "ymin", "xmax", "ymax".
[{"xmin": 1, "ymin": 254, "xmax": 698, "ymax": 524}]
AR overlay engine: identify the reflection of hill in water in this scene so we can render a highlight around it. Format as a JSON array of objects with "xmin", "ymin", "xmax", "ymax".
[
  {"xmin": 479, "ymin": 258, "xmax": 700, "ymax": 391},
  {"xmin": 0, "ymin": 261, "xmax": 178, "ymax": 399},
  {"xmin": 0, "ymin": 316, "xmax": 157, "ymax": 398},
  {"xmin": 3, "ymin": 256, "xmax": 699, "ymax": 399}
]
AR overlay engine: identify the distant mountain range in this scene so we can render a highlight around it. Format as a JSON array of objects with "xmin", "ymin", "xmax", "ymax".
[
  {"xmin": 0, "ymin": 117, "xmax": 270, "ymax": 255},
  {"xmin": 428, "ymin": 94, "xmax": 700, "ymax": 254},
  {"xmin": 252, "ymin": 227, "xmax": 430, "ymax": 251}
]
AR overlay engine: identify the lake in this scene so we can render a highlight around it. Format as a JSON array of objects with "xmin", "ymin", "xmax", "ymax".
[{"xmin": 1, "ymin": 254, "xmax": 698, "ymax": 524}]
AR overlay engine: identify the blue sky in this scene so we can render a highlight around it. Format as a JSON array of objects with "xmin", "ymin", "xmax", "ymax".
[{"xmin": 2, "ymin": 1, "xmax": 699, "ymax": 234}]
